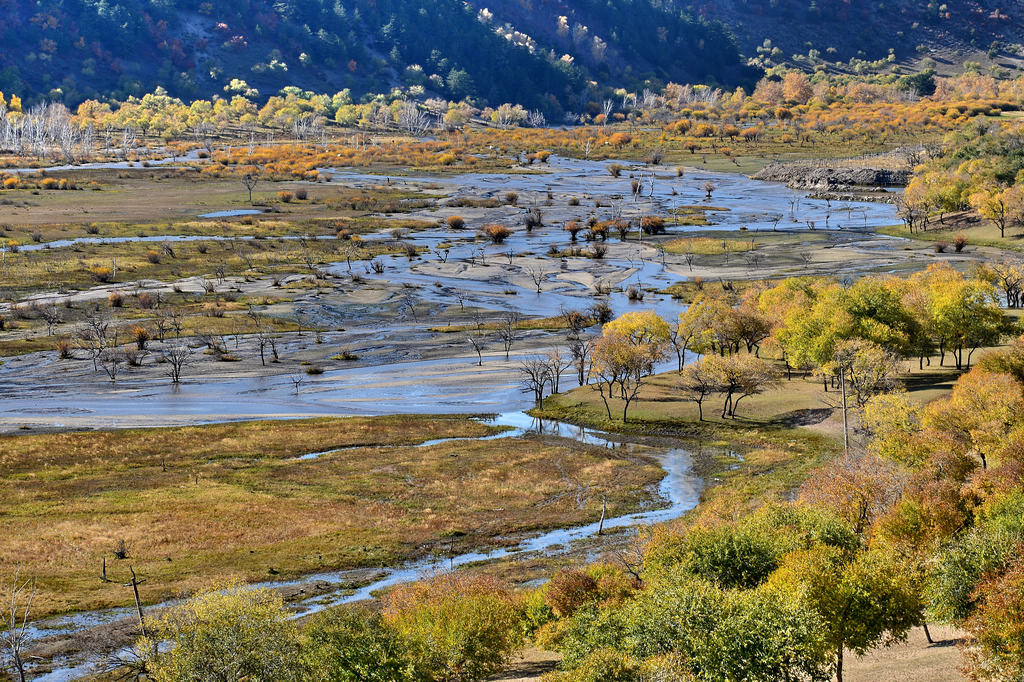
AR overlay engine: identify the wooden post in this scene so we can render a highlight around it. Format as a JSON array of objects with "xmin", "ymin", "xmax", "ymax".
[
  {"xmin": 841, "ymin": 365, "xmax": 849, "ymax": 456},
  {"xmin": 130, "ymin": 566, "xmax": 146, "ymax": 639},
  {"xmin": 598, "ymin": 496, "xmax": 607, "ymax": 536}
]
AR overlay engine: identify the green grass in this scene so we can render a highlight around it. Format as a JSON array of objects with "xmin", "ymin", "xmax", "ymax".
[{"xmin": 878, "ymin": 221, "xmax": 1024, "ymax": 252}]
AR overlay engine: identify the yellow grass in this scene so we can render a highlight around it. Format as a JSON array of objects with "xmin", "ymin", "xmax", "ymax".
[{"xmin": 0, "ymin": 416, "xmax": 663, "ymax": 618}]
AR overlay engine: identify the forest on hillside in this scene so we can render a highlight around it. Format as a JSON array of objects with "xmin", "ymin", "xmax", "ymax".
[{"xmin": 0, "ymin": 0, "xmax": 754, "ymax": 114}]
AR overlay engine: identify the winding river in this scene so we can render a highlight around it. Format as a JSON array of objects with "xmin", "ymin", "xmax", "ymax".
[{"xmin": 3, "ymin": 156, "xmax": 899, "ymax": 679}]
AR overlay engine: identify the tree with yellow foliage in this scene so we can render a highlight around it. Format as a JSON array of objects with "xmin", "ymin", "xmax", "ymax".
[
  {"xmin": 591, "ymin": 311, "xmax": 670, "ymax": 421},
  {"xmin": 782, "ymin": 72, "xmax": 813, "ymax": 105}
]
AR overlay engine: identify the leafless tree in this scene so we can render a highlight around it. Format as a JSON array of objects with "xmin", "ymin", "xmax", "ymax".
[
  {"xmin": 165, "ymin": 308, "xmax": 186, "ymax": 338},
  {"xmin": 519, "ymin": 357, "xmax": 551, "ymax": 407},
  {"xmin": 120, "ymin": 126, "xmax": 137, "ymax": 160},
  {"xmin": 77, "ymin": 312, "xmax": 112, "ymax": 372},
  {"xmin": 467, "ymin": 334, "xmax": 485, "ymax": 366},
  {"xmin": 164, "ymin": 346, "xmax": 193, "ymax": 383},
  {"xmin": 569, "ymin": 336, "xmax": 596, "ymax": 387},
  {"xmin": 525, "ymin": 266, "xmax": 546, "ymax": 293},
  {"xmin": 100, "ymin": 348, "xmax": 124, "ymax": 382},
  {"xmin": 398, "ymin": 290, "xmax": 420, "ymax": 321},
  {"xmin": 2, "ymin": 567, "xmax": 35, "ymax": 682},
  {"xmin": 41, "ymin": 304, "xmax": 63, "ymax": 336},
  {"xmin": 543, "ymin": 347, "xmax": 571, "ymax": 394},
  {"xmin": 242, "ymin": 174, "xmax": 258, "ymax": 204},
  {"xmin": 683, "ymin": 249, "xmax": 697, "ymax": 272},
  {"xmin": 498, "ymin": 312, "xmax": 521, "ymax": 360}
]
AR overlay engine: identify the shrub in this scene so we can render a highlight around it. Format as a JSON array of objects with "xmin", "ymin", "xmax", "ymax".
[
  {"xmin": 2, "ymin": 177, "xmax": 18, "ymax": 189},
  {"xmin": 131, "ymin": 326, "xmax": 151, "ymax": 350},
  {"xmin": 504, "ymin": 191, "xmax": 519, "ymax": 205},
  {"xmin": 383, "ymin": 574, "xmax": 521, "ymax": 681},
  {"xmin": 565, "ymin": 220, "xmax": 583, "ymax": 242},
  {"xmin": 302, "ymin": 608, "xmax": 414, "ymax": 682},
  {"xmin": 446, "ymin": 215, "xmax": 466, "ymax": 230},
  {"xmin": 568, "ymin": 196, "xmax": 580, "ymax": 206},
  {"xmin": 146, "ymin": 250, "xmax": 161, "ymax": 264},
  {"xmin": 305, "ymin": 365, "xmax": 325, "ymax": 375},
  {"xmin": 524, "ymin": 208, "xmax": 543, "ymax": 231},
  {"xmin": 545, "ymin": 569, "xmax": 599, "ymax": 618},
  {"xmin": 954, "ymin": 234, "xmax": 968, "ymax": 252},
  {"xmin": 480, "ymin": 224, "xmax": 513, "ymax": 244},
  {"xmin": 589, "ymin": 301, "xmax": 613, "ymax": 324},
  {"xmin": 92, "ymin": 267, "xmax": 115, "ymax": 283},
  {"xmin": 608, "ymin": 163, "xmax": 624, "ymax": 178},
  {"xmin": 536, "ymin": 150, "xmax": 552, "ymax": 163},
  {"xmin": 40, "ymin": 177, "xmax": 59, "ymax": 190},
  {"xmin": 592, "ymin": 244, "xmax": 607, "ymax": 259},
  {"xmin": 107, "ymin": 290, "xmax": 124, "ymax": 306},
  {"xmin": 146, "ymin": 585, "xmax": 303, "ymax": 682},
  {"xmin": 56, "ymin": 337, "xmax": 73, "ymax": 359},
  {"xmin": 137, "ymin": 293, "xmax": 157, "ymax": 309},
  {"xmin": 640, "ymin": 216, "xmax": 666, "ymax": 234},
  {"xmin": 278, "ymin": 191, "xmax": 294, "ymax": 203},
  {"xmin": 438, "ymin": 152, "xmax": 457, "ymax": 165},
  {"xmin": 935, "ymin": 241, "xmax": 949, "ymax": 253},
  {"xmin": 85, "ymin": 224, "xmax": 100, "ymax": 235},
  {"xmin": 295, "ymin": 188, "xmax": 308, "ymax": 200}
]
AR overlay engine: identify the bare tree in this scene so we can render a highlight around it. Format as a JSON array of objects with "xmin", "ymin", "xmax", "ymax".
[
  {"xmin": 77, "ymin": 311, "xmax": 112, "ymax": 372},
  {"xmin": 41, "ymin": 305, "xmax": 63, "ymax": 336},
  {"xmin": 242, "ymin": 174, "xmax": 258, "ymax": 204},
  {"xmin": 524, "ymin": 266, "xmax": 546, "ymax": 293},
  {"xmin": 164, "ymin": 346, "xmax": 193, "ymax": 383},
  {"xmin": 100, "ymin": 349, "xmax": 125, "ymax": 382},
  {"xmin": 467, "ymin": 334, "xmax": 485, "ymax": 366},
  {"xmin": 543, "ymin": 347, "xmax": 571, "ymax": 395},
  {"xmin": 519, "ymin": 357, "xmax": 551, "ymax": 407},
  {"xmin": 498, "ymin": 312, "xmax": 521, "ymax": 360},
  {"xmin": 569, "ymin": 336, "xmax": 596, "ymax": 387},
  {"xmin": 2, "ymin": 567, "xmax": 35, "ymax": 682}
]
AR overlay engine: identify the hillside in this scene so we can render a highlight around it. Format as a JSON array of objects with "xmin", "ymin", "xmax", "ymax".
[
  {"xmin": 675, "ymin": 0, "xmax": 1024, "ymax": 74},
  {"xmin": 0, "ymin": 0, "xmax": 754, "ymax": 115}
]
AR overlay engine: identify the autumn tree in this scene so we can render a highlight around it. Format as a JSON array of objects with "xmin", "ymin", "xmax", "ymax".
[
  {"xmin": 144, "ymin": 584, "xmax": 303, "ymax": 682},
  {"xmin": 590, "ymin": 311, "xmax": 670, "ymax": 421},
  {"xmin": 679, "ymin": 359, "xmax": 716, "ymax": 420},
  {"xmin": 970, "ymin": 187, "xmax": 1011, "ymax": 238},
  {"xmin": 698, "ymin": 353, "xmax": 780, "ymax": 419},
  {"xmin": 383, "ymin": 574, "xmax": 521, "ymax": 681},
  {"xmin": 769, "ymin": 547, "xmax": 921, "ymax": 682},
  {"xmin": 782, "ymin": 71, "xmax": 813, "ymax": 104}
]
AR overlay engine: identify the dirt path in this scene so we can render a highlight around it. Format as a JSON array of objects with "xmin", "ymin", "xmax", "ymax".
[{"xmin": 490, "ymin": 627, "xmax": 967, "ymax": 681}]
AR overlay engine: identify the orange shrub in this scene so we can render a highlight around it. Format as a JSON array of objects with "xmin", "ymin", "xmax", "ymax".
[{"xmin": 480, "ymin": 224, "xmax": 513, "ymax": 244}]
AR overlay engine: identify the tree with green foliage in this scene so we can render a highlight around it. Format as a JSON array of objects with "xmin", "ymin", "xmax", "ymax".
[
  {"xmin": 383, "ymin": 574, "xmax": 522, "ymax": 681},
  {"xmin": 769, "ymin": 548, "xmax": 922, "ymax": 682},
  {"xmin": 301, "ymin": 607, "xmax": 415, "ymax": 682},
  {"xmin": 144, "ymin": 584, "xmax": 303, "ymax": 682}
]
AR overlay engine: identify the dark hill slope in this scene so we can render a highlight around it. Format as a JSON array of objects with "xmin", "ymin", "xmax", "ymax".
[{"xmin": 0, "ymin": 0, "xmax": 754, "ymax": 112}]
